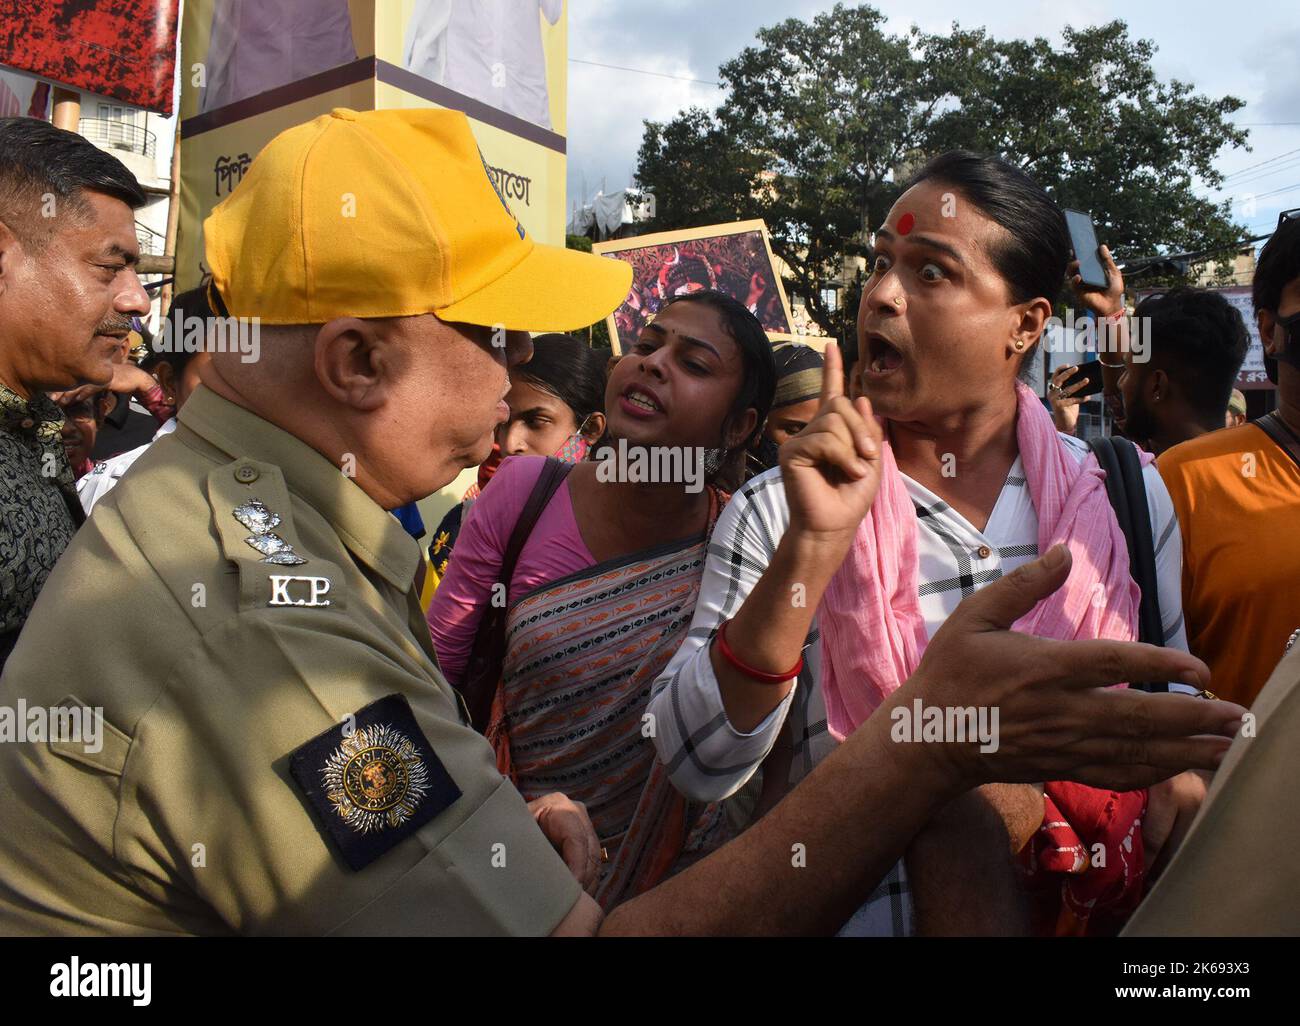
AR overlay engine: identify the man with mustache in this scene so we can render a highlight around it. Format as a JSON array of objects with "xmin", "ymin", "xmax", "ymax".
[
  {"xmin": 649, "ymin": 152, "xmax": 1212, "ymax": 935},
  {"xmin": 0, "ymin": 117, "xmax": 150, "ymax": 670},
  {"xmin": 0, "ymin": 113, "xmax": 1243, "ymax": 937}
]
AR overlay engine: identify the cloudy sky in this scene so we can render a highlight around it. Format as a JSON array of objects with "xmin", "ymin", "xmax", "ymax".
[{"xmin": 566, "ymin": 0, "xmax": 1300, "ymax": 240}]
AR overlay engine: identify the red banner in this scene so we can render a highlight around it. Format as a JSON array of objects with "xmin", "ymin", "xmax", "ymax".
[{"xmin": 0, "ymin": 0, "xmax": 179, "ymax": 114}]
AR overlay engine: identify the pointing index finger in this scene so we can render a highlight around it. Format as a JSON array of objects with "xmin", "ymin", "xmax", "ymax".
[{"xmin": 821, "ymin": 342, "xmax": 844, "ymax": 403}]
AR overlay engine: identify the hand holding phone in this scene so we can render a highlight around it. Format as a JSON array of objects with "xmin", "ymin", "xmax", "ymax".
[
  {"xmin": 1049, "ymin": 362, "xmax": 1103, "ymax": 436},
  {"xmin": 1060, "ymin": 360, "xmax": 1106, "ymax": 398},
  {"xmin": 1064, "ymin": 209, "xmax": 1108, "ymax": 290}
]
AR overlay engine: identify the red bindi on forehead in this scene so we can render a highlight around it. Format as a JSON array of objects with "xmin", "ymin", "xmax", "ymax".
[{"xmin": 897, "ymin": 212, "xmax": 916, "ymax": 236}]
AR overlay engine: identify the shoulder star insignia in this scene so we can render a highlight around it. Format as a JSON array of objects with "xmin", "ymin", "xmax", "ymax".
[{"xmin": 234, "ymin": 499, "xmax": 307, "ymax": 566}]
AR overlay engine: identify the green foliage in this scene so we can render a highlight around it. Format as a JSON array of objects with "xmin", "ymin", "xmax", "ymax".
[{"xmin": 635, "ymin": 3, "xmax": 1249, "ymax": 338}]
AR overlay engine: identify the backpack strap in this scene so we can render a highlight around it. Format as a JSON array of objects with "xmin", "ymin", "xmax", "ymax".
[
  {"xmin": 1088, "ymin": 436, "xmax": 1166, "ymax": 692},
  {"xmin": 1088, "ymin": 436, "xmax": 1133, "ymax": 563},
  {"xmin": 1112, "ymin": 436, "xmax": 1165, "ymax": 655},
  {"xmin": 1254, "ymin": 411, "xmax": 1300, "ymax": 471},
  {"xmin": 460, "ymin": 457, "xmax": 575, "ymax": 732}
]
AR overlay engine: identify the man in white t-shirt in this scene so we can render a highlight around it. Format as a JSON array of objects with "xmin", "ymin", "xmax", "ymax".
[{"xmin": 80, "ymin": 289, "xmax": 214, "ymax": 513}]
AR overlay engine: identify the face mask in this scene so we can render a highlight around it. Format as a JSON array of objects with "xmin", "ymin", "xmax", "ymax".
[
  {"xmin": 476, "ymin": 443, "xmax": 503, "ymax": 490},
  {"xmin": 553, "ymin": 413, "xmax": 598, "ymax": 464},
  {"xmin": 553, "ymin": 432, "xmax": 591, "ymax": 464}
]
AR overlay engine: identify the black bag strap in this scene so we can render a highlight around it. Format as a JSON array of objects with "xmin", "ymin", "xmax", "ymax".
[
  {"xmin": 1255, "ymin": 411, "xmax": 1300, "ymax": 471},
  {"xmin": 1089, "ymin": 436, "xmax": 1134, "ymax": 565},
  {"xmin": 1112, "ymin": 436, "xmax": 1164, "ymax": 653},
  {"xmin": 1088, "ymin": 436, "xmax": 1167, "ymax": 692},
  {"xmin": 459, "ymin": 457, "xmax": 575, "ymax": 732}
]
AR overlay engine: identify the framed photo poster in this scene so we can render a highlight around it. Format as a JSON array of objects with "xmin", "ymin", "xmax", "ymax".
[{"xmin": 593, "ymin": 219, "xmax": 798, "ymax": 353}]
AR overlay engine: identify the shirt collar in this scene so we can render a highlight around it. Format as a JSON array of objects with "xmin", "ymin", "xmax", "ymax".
[
  {"xmin": 0, "ymin": 382, "xmax": 63, "ymax": 439},
  {"xmin": 178, "ymin": 386, "xmax": 419, "ymax": 589}
]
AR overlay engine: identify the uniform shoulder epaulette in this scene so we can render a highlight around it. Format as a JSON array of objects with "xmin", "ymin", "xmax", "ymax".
[{"xmin": 207, "ymin": 457, "xmax": 347, "ymax": 613}]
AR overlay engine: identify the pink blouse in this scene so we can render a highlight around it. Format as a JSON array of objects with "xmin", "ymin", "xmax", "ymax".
[{"xmin": 426, "ymin": 455, "xmax": 595, "ymax": 686}]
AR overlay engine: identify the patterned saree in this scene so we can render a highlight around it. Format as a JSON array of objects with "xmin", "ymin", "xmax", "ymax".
[{"xmin": 486, "ymin": 489, "xmax": 731, "ymax": 909}]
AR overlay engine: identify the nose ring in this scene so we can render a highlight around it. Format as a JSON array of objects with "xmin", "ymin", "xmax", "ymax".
[{"xmin": 893, "ymin": 297, "xmax": 902, "ymax": 307}]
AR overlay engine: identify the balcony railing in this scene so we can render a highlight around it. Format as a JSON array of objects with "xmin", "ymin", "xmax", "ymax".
[
  {"xmin": 135, "ymin": 221, "xmax": 164, "ymax": 256},
  {"xmin": 78, "ymin": 117, "xmax": 157, "ymax": 159}
]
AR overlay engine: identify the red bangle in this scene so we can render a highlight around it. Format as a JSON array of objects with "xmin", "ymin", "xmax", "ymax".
[{"xmin": 715, "ymin": 619, "xmax": 803, "ymax": 684}]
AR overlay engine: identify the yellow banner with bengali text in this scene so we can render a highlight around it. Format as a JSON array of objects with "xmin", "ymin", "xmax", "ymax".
[{"xmin": 176, "ymin": 0, "xmax": 567, "ymax": 292}]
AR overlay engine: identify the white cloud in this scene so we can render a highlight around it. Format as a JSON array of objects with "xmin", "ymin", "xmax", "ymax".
[
  {"xmin": 564, "ymin": 0, "xmax": 1300, "ymax": 224},
  {"xmin": 566, "ymin": 0, "xmax": 823, "ymax": 204}
]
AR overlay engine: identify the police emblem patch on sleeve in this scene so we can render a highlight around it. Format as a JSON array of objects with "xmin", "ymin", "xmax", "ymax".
[{"xmin": 289, "ymin": 694, "xmax": 462, "ymax": 871}]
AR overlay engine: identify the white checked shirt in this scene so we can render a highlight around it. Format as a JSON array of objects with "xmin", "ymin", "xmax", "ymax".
[{"xmin": 648, "ymin": 432, "xmax": 1188, "ymax": 935}]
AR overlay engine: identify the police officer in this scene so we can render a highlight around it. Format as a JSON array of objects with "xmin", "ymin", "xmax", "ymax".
[
  {"xmin": 0, "ymin": 109, "xmax": 1245, "ymax": 937},
  {"xmin": 1124, "ymin": 641, "xmax": 1300, "ymax": 935}
]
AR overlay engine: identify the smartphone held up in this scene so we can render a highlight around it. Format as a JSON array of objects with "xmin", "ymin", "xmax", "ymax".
[
  {"xmin": 1061, "ymin": 360, "xmax": 1107, "ymax": 398},
  {"xmin": 1064, "ymin": 209, "xmax": 1109, "ymax": 290}
]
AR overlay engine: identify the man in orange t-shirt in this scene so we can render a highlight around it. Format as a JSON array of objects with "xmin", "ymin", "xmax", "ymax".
[{"xmin": 1158, "ymin": 209, "xmax": 1300, "ymax": 708}]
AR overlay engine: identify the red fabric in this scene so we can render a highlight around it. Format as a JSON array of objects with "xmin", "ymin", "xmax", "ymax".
[
  {"xmin": 1021, "ymin": 783, "xmax": 1148, "ymax": 936},
  {"xmin": 0, "ymin": 0, "xmax": 180, "ymax": 114},
  {"xmin": 138, "ymin": 384, "xmax": 175, "ymax": 426},
  {"xmin": 465, "ymin": 443, "xmax": 504, "ymax": 500}
]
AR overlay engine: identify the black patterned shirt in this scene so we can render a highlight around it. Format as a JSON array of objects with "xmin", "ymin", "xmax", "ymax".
[{"xmin": 0, "ymin": 382, "xmax": 84, "ymax": 661}]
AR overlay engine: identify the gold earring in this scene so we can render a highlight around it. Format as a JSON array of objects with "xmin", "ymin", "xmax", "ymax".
[{"xmin": 1014, "ymin": 339, "xmax": 1025, "ymax": 351}]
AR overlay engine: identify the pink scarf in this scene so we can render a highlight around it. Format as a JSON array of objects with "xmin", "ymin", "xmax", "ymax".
[{"xmin": 819, "ymin": 381, "xmax": 1150, "ymax": 740}]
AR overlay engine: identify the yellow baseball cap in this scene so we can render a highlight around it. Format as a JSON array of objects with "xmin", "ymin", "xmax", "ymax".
[{"xmin": 204, "ymin": 108, "xmax": 631, "ymax": 331}]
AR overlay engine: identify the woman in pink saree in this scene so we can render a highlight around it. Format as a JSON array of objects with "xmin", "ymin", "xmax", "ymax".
[{"xmin": 427, "ymin": 290, "xmax": 776, "ymax": 907}]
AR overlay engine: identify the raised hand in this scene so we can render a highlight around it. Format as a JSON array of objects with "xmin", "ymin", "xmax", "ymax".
[
  {"xmin": 779, "ymin": 342, "xmax": 884, "ymax": 539},
  {"xmin": 48, "ymin": 383, "xmax": 106, "ymax": 407},
  {"xmin": 893, "ymin": 545, "xmax": 1245, "ymax": 793},
  {"xmin": 1048, "ymin": 364, "xmax": 1089, "ymax": 435},
  {"xmin": 1069, "ymin": 243, "xmax": 1125, "ymax": 318}
]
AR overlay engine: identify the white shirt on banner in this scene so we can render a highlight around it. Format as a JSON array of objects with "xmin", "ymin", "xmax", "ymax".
[{"xmin": 406, "ymin": 0, "xmax": 561, "ymax": 130}]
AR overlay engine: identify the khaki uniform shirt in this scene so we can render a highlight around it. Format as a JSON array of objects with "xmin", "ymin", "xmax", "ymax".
[
  {"xmin": 0, "ymin": 386, "xmax": 579, "ymax": 935},
  {"xmin": 1124, "ymin": 643, "xmax": 1300, "ymax": 935}
]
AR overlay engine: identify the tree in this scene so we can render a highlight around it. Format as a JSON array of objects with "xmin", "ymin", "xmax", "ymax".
[
  {"xmin": 918, "ymin": 22, "xmax": 1248, "ymax": 291},
  {"xmin": 635, "ymin": 107, "xmax": 765, "ymax": 232},
  {"xmin": 635, "ymin": 4, "xmax": 1248, "ymax": 338}
]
